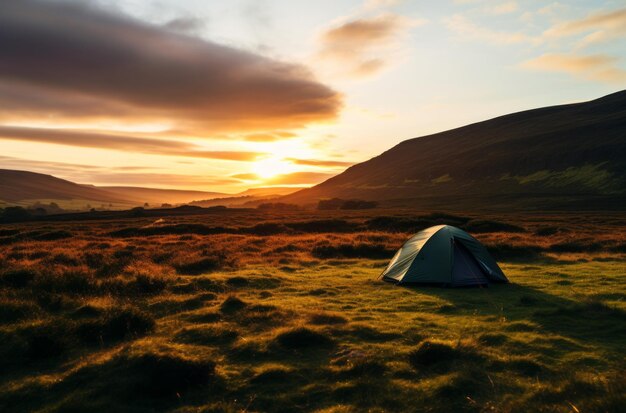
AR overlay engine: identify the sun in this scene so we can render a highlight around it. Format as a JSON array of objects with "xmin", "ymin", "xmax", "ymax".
[{"xmin": 251, "ymin": 157, "xmax": 297, "ymax": 179}]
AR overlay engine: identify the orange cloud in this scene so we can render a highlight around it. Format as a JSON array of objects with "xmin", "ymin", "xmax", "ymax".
[
  {"xmin": 523, "ymin": 53, "xmax": 626, "ymax": 84},
  {"xmin": 0, "ymin": 126, "xmax": 265, "ymax": 161},
  {"xmin": 317, "ymin": 14, "xmax": 423, "ymax": 78},
  {"xmin": 230, "ymin": 173, "xmax": 259, "ymax": 181},
  {"xmin": 264, "ymin": 172, "xmax": 334, "ymax": 185},
  {"xmin": 443, "ymin": 14, "xmax": 533, "ymax": 45},
  {"xmin": 0, "ymin": 0, "xmax": 341, "ymax": 133},
  {"xmin": 544, "ymin": 8, "xmax": 626, "ymax": 47},
  {"xmin": 287, "ymin": 158, "xmax": 354, "ymax": 168},
  {"xmin": 242, "ymin": 132, "xmax": 298, "ymax": 142}
]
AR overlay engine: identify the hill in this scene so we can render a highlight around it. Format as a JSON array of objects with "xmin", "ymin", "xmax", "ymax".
[
  {"xmin": 236, "ymin": 187, "xmax": 301, "ymax": 197},
  {"xmin": 283, "ymin": 90, "xmax": 626, "ymax": 210},
  {"xmin": 0, "ymin": 169, "xmax": 302, "ymax": 210},
  {"xmin": 100, "ymin": 186, "xmax": 228, "ymax": 205},
  {"xmin": 0, "ymin": 169, "xmax": 129, "ymax": 205}
]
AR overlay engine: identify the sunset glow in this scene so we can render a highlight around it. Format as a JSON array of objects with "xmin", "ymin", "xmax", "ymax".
[
  {"xmin": 1, "ymin": 0, "xmax": 624, "ymax": 192},
  {"xmin": 252, "ymin": 158, "xmax": 298, "ymax": 179}
]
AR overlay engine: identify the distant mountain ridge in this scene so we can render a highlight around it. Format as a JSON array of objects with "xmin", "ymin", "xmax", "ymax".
[
  {"xmin": 0, "ymin": 169, "xmax": 129, "ymax": 204},
  {"xmin": 99, "ymin": 186, "xmax": 227, "ymax": 205},
  {"xmin": 283, "ymin": 90, "xmax": 626, "ymax": 210},
  {"xmin": 0, "ymin": 169, "xmax": 301, "ymax": 209}
]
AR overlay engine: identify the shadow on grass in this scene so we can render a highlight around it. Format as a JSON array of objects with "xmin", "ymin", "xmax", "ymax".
[{"xmin": 402, "ymin": 282, "xmax": 626, "ymax": 353}]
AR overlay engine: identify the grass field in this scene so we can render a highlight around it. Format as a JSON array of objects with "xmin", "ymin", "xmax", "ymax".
[{"xmin": 0, "ymin": 209, "xmax": 624, "ymax": 412}]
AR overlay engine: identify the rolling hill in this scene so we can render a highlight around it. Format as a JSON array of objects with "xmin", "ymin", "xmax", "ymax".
[
  {"xmin": 283, "ymin": 90, "xmax": 626, "ymax": 210},
  {"xmin": 0, "ymin": 169, "xmax": 302, "ymax": 210},
  {"xmin": 0, "ymin": 169, "xmax": 130, "ymax": 205},
  {"xmin": 99, "ymin": 186, "xmax": 228, "ymax": 205}
]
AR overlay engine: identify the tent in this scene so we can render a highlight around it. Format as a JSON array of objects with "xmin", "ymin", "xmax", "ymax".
[{"xmin": 380, "ymin": 225, "xmax": 508, "ymax": 287}]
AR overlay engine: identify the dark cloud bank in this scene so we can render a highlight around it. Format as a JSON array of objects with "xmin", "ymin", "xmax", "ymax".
[{"xmin": 0, "ymin": 0, "xmax": 341, "ymax": 132}]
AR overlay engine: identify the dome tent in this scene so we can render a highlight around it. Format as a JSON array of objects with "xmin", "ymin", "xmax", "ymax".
[{"xmin": 381, "ymin": 225, "xmax": 508, "ymax": 286}]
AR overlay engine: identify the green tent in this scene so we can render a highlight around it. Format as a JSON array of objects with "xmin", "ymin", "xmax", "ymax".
[{"xmin": 381, "ymin": 225, "xmax": 508, "ymax": 287}]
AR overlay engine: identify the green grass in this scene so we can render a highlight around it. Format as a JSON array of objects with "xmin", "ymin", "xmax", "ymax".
[
  {"xmin": 1, "ymin": 258, "xmax": 624, "ymax": 412},
  {"xmin": 0, "ymin": 210, "xmax": 624, "ymax": 412}
]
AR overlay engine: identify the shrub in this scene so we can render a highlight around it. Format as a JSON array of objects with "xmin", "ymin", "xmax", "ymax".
[
  {"xmin": 1, "ymin": 206, "xmax": 31, "ymax": 223},
  {"xmin": 317, "ymin": 198, "xmax": 345, "ymax": 210}
]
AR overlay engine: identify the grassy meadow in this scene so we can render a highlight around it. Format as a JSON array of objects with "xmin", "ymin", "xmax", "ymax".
[{"xmin": 0, "ymin": 209, "xmax": 624, "ymax": 412}]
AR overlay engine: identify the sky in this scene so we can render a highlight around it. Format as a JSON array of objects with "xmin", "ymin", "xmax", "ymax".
[{"xmin": 1, "ymin": 0, "xmax": 625, "ymax": 193}]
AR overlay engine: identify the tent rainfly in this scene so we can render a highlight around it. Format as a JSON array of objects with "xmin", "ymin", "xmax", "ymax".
[{"xmin": 380, "ymin": 225, "xmax": 508, "ymax": 287}]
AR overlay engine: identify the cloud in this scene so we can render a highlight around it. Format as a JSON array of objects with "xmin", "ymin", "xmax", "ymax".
[
  {"xmin": 79, "ymin": 173, "xmax": 240, "ymax": 187},
  {"xmin": 162, "ymin": 16, "xmax": 206, "ymax": 34},
  {"xmin": 0, "ymin": 155, "xmax": 107, "ymax": 174},
  {"xmin": 0, "ymin": 126, "xmax": 265, "ymax": 161},
  {"xmin": 0, "ymin": 0, "xmax": 341, "ymax": 133},
  {"xmin": 543, "ymin": 8, "xmax": 626, "ymax": 48},
  {"xmin": 264, "ymin": 171, "xmax": 334, "ymax": 185},
  {"xmin": 363, "ymin": 0, "xmax": 401, "ymax": 10},
  {"xmin": 443, "ymin": 14, "xmax": 533, "ymax": 44},
  {"xmin": 484, "ymin": 2, "xmax": 518, "ymax": 16},
  {"xmin": 242, "ymin": 132, "xmax": 296, "ymax": 142},
  {"xmin": 230, "ymin": 173, "xmax": 259, "ymax": 181},
  {"xmin": 317, "ymin": 13, "xmax": 424, "ymax": 78},
  {"xmin": 523, "ymin": 53, "xmax": 626, "ymax": 84},
  {"xmin": 287, "ymin": 158, "xmax": 354, "ymax": 168}
]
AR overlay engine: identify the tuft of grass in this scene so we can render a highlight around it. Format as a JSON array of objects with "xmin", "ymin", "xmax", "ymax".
[
  {"xmin": 464, "ymin": 219, "xmax": 525, "ymax": 233},
  {"xmin": 486, "ymin": 243, "xmax": 544, "ymax": 261},
  {"xmin": 26, "ymin": 332, "xmax": 65, "ymax": 359},
  {"xmin": 478, "ymin": 333, "xmax": 508, "ymax": 346},
  {"xmin": 408, "ymin": 340, "xmax": 481, "ymax": 371},
  {"xmin": 120, "ymin": 351, "xmax": 217, "ymax": 397},
  {"xmin": 309, "ymin": 312, "xmax": 348, "ymax": 325},
  {"xmin": 220, "ymin": 296, "xmax": 247, "ymax": 313},
  {"xmin": 274, "ymin": 327, "xmax": 335, "ymax": 350},
  {"xmin": 173, "ymin": 256, "xmax": 228, "ymax": 275},
  {"xmin": 249, "ymin": 366, "xmax": 295, "ymax": 385},
  {"xmin": 0, "ymin": 267, "xmax": 38, "ymax": 288},
  {"xmin": 175, "ymin": 325, "xmax": 239, "ymax": 345},
  {"xmin": 75, "ymin": 306, "xmax": 155, "ymax": 345},
  {"xmin": 312, "ymin": 243, "xmax": 394, "ymax": 259}
]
